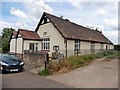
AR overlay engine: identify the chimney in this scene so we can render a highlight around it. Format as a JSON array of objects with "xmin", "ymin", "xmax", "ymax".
[
  {"xmin": 60, "ymin": 16, "xmax": 63, "ymax": 19},
  {"xmin": 65, "ymin": 19, "xmax": 70, "ymax": 21}
]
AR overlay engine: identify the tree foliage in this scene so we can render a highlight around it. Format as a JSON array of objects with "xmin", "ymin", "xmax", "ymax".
[
  {"xmin": 2, "ymin": 28, "xmax": 15, "ymax": 52},
  {"xmin": 114, "ymin": 44, "xmax": 120, "ymax": 51},
  {"xmin": 0, "ymin": 35, "xmax": 2, "ymax": 47}
]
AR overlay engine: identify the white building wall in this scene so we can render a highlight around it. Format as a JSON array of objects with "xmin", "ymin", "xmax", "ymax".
[
  {"xmin": 16, "ymin": 38, "xmax": 23, "ymax": 54},
  {"xmin": 37, "ymin": 19, "xmax": 114, "ymax": 57},
  {"xmin": 37, "ymin": 23, "xmax": 65, "ymax": 53},
  {"xmin": 10, "ymin": 38, "xmax": 16, "ymax": 53},
  {"xmin": 80, "ymin": 41, "xmax": 91, "ymax": 54},
  {"xmin": 67, "ymin": 40, "xmax": 74, "ymax": 56},
  {"xmin": 81, "ymin": 41, "xmax": 91, "ymax": 50},
  {"xmin": 110, "ymin": 44, "xmax": 114, "ymax": 49},
  {"xmin": 95, "ymin": 43, "xmax": 101, "ymax": 49},
  {"xmin": 103, "ymin": 44, "xmax": 110, "ymax": 50},
  {"xmin": 24, "ymin": 40, "xmax": 41, "ymax": 51}
]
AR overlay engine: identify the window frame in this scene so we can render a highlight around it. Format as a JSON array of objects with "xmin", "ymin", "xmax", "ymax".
[
  {"xmin": 91, "ymin": 42, "xmax": 95, "ymax": 52},
  {"xmin": 74, "ymin": 40, "xmax": 80, "ymax": 52},
  {"xmin": 29, "ymin": 43, "xmax": 38, "ymax": 51},
  {"xmin": 42, "ymin": 38, "xmax": 50, "ymax": 50}
]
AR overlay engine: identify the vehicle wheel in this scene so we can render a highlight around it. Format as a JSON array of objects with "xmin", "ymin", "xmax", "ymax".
[{"xmin": 19, "ymin": 68, "xmax": 24, "ymax": 72}]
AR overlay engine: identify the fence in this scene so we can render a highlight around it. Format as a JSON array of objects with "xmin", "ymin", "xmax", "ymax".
[{"xmin": 53, "ymin": 49, "xmax": 114, "ymax": 58}]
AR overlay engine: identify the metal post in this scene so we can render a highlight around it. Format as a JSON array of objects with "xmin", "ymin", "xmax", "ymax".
[
  {"xmin": 46, "ymin": 53, "xmax": 49, "ymax": 64},
  {"xmin": 77, "ymin": 49, "xmax": 78, "ymax": 56},
  {"xmin": 45, "ymin": 60, "xmax": 47, "ymax": 70}
]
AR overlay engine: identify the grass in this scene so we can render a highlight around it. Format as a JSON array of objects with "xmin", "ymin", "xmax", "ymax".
[
  {"xmin": 38, "ymin": 69, "xmax": 50, "ymax": 76},
  {"xmin": 38, "ymin": 50, "xmax": 118, "ymax": 76},
  {"xmin": 0, "ymin": 47, "xmax": 2, "ymax": 53},
  {"xmin": 106, "ymin": 51, "xmax": 118, "ymax": 59}
]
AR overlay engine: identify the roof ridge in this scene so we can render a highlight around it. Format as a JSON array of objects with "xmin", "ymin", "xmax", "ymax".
[
  {"xmin": 45, "ymin": 12, "xmax": 100, "ymax": 33},
  {"xmin": 37, "ymin": 12, "xmax": 113, "ymax": 44},
  {"xmin": 18, "ymin": 29, "xmax": 36, "ymax": 32}
]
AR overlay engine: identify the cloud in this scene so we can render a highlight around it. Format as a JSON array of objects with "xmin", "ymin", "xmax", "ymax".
[
  {"xmin": 0, "ymin": 21, "xmax": 16, "ymax": 34},
  {"xmin": 68, "ymin": 0, "xmax": 82, "ymax": 8},
  {"xmin": 7, "ymin": 0, "xmax": 53, "ymax": 32},
  {"xmin": 3, "ymin": 1, "xmax": 118, "ymax": 44},
  {"xmin": 97, "ymin": 8, "xmax": 106, "ymax": 15},
  {"xmin": 103, "ymin": 30, "xmax": 118, "ymax": 44},
  {"xmin": 0, "ymin": 21, "xmax": 32, "ymax": 32},
  {"xmin": 24, "ymin": 0, "xmax": 53, "ymax": 19},
  {"xmin": 68, "ymin": 0, "xmax": 118, "ymax": 4},
  {"xmin": 103, "ymin": 18, "xmax": 118, "ymax": 29},
  {"xmin": 10, "ymin": 7, "xmax": 27, "ymax": 18}
]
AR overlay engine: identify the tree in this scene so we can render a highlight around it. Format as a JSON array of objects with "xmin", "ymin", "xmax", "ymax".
[
  {"xmin": 0, "ymin": 35, "xmax": 2, "ymax": 47},
  {"xmin": 0, "ymin": 35, "xmax": 2, "ymax": 52},
  {"xmin": 2, "ymin": 28, "xmax": 15, "ymax": 52},
  {"xmin": 114, "ymin": 44, "xmax": 120, "ymax": 51}
]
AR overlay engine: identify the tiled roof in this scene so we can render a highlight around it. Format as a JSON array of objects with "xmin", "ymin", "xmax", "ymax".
[
  {"xmin": 18, "ymin": 29, "xmax": 41, "ymax": 41},
  {"xmin": 36, "ymin": 12, "xmax": 113, "ymax": 44}
]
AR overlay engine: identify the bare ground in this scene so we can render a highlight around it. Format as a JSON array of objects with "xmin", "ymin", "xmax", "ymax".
[{"xmin": 46, "ymin": 58, "xmax": 118, "ymax": 88}]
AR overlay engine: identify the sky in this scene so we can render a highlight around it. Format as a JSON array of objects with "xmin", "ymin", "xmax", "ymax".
[{"xmin": 0, "ymin": 0, "xmax": 119, "ymax": 44}]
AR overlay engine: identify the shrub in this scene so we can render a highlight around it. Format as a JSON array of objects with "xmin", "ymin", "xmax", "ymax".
[
  {"xmin": 43, "ymin": 50, "xmax": 118, "ymax": 75},
  {"xmin": 106, "ymin": 51, "xmax": 118, "ymax": 59}
]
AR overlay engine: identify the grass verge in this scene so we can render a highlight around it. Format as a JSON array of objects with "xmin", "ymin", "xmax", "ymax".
[
  {"xmin": 38, "ymin": 69, "xmax": 50, "ymax": 76},
  {"xmin": 38, "ymin": 50, "xmax": 118, "ymax": 76}
]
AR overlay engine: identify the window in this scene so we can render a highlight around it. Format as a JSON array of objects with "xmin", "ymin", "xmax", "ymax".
[
  {"xmin": 29, "ymin": 43, "xmax": 34, "ymax": 51},
  {"xmin": 74, "ymin": 40, "xmax": 80, "ymax": 52},
  {"xmin": 42, "ymin": 38, "xmax": 50, "ymax": 50},
  {"xmin": 44, "ymin": 32, "xmax": 47, "ymax": 35},
  {"xmin": 91, "ymin": 42, "xmax": 95, "ymax": 52},
  {"xmin": 29, "ymin": 43, "xmax": 38, "ymax": 51},
  {"xmin": 44, "ymin": 17, "xmax": 47, "ymax": 24}
]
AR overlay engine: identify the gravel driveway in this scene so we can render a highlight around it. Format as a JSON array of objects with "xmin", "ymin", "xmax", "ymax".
[{"xmin": 47, "ymin": 58, "xmax": 118, "ymax": 88}]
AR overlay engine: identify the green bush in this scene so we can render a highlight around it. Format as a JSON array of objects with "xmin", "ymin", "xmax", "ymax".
[
  {"xmin": 38, "ymin": 69, "xmax": 50, "ymax": 76},
  {"xmin": 106, "ymin": 51, "xmax": 118, "ymax": 59}
]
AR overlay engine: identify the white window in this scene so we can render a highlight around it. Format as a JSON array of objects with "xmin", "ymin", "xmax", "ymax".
[
  {"xmin": 29, "ymin": 43, "xmax": 38, "ymax": 51},
  {"xmin": 74, "ymin": 40, "xmax": 80, "ymax": 52},
  {"xmin": 42, "ymin": 38, "xmax": 50, "ymax": 50},
  {"xmin": 91, "ymin": 42, "xmax": 95, "ymax": 52}
]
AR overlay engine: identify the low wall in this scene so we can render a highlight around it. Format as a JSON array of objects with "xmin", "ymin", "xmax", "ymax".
[{"xmin": 15, "ymin": 51, "xmax": 47, "ymax": 67}]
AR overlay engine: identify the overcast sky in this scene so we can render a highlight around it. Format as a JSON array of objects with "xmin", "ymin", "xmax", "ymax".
[{"xmin": 1, "ymin": 0, "xmax": 118, "ymax": 44}]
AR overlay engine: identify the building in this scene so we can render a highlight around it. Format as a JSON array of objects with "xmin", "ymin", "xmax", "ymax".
[
  {"xmin": 10, "ymin": 12, "xmax": 114, "ymax": 57},
  {"xmin": 10, "ymin": 29, "xmax": 41, "ymax": 54}
]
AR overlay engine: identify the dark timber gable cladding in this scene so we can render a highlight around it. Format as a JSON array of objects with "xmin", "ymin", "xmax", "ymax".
[{"xmin": 35, "ymin": 12, "xmax": 113, "ymax": 44}]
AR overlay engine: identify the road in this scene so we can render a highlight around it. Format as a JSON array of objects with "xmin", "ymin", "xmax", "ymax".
[
  {"xmin": 2, "ymin": 71, "xmax": 70, "ymax": 88},
  {"xmin": 47, "ymin": 58, "xmax": 118, "ymax": 88},
  {"xmin": 1, "ymin": 58, "xmax": 119, "ymax": 89}
]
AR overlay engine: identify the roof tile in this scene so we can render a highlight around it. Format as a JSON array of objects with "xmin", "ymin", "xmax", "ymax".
[
  {"xmin": 44, "ymin": 12, "xmax": 112, "ymax": 44},
  {"xmin": 18, "ymin": 29, "xmax": 41, "ymax": 40}
]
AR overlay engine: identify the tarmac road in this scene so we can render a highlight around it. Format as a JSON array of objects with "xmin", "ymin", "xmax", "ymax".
[{"xmin": 2, "ymin": 70, "xmax": 70, "ymax": 88}]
